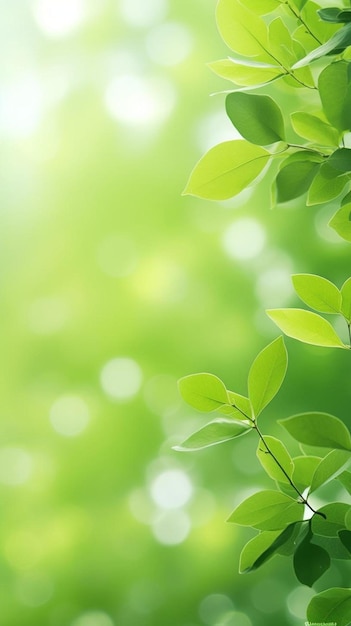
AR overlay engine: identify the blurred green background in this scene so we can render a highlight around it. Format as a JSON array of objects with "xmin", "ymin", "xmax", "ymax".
[{"xmin": 1, "ymin": 1, "xmax": 351, "ymax": 625}]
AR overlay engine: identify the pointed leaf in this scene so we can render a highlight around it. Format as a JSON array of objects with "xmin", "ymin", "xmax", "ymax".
[
  {"xmin": 173, "ymin": 417, "xmax": 251, "ymax": 452},
  {"xmin": 183, "ymin": 140, "xmax": 271, "ymax": 200},
  {"xmin": 319, "ymin": 61, "xmax": 351, "ymax": 131},
  {"xmin": 338, "ymin": 529, "xmax": 351, "ymax": 553},
  {"xmin": 310, "ymin": 450, "xmax": 351, "ymax": 493},
  {"xmin": 209, "ymin": 59, "xmax": 282, "ymax": 87},
  {"xmin": 216, "ymin": 0, "xmax": 273, "ymax": 62},
  {"xmin": 319, "ymin": 8, "xmax": 351, "ymax": 23},
  {"xmin": 292, "ymin": 273, "xmax": 341, "ymax": 314},
  {"xmin": 248, "ymin": 336, "xmax": 287, "ymax": 417},
  {"xmin": 329, "ymin": 147, "xmax": 351, "ymax": 172},
  {"xmin": 293, "ymin": 529, "xmax": 330, "ymax": 586},
  {"xmin": 307, "ymin": 588, "xmax": 351, "ymax": 626},
  {"xmin": 225, "ymin": 92, "xmax": 285, "ymax": 145},
  {"xmin": 225, "ymin": 390, "xmax": 252, "ymax": 421},
  {"xmin": 313, "ymin": 533, "xmax": 351, "ymax": 559},
  {"xmin": 293, "ymin": 24, "xmax": 351, "ymax": 68},
  {"xmin": 256, "ymin": 435, "xmax": 294, "ymax": 484},
  {"xmin": 283, "ymin": 455, "xmax": 322, "ymax": 495},
  {"xmin": 338, "ymin": 470, "xmax": 351, "ymax": 494},
  {"xmin": 266, "ymin": 308, "xmax": 346, "ymax": 348},
  {"xmin": 307, "ymin": 163, "xmax": 349, "ymax": 206},
  {"xmin": 341, "ymin": 277, "xmax": 351, "ymax": 321},
  {"xmin": 178, "ymin": 373, "xmax": 229, "ymax": 412},
  {"xmin": 228, "ymin": 489, "xmax": 303, "ymax": 530},
  {"xmin": 329, "ymin": 203, "xmax": 351, "ymax": 242},
  {"xmin": 243, "ymin": 0, "xmax": 281, "ymax": 14},
  {"xmin": 275, "ymin": 152, "xmax": 321, "ymax": 203},
  {"xmin": 268, "ymin": 17, "xmax": 294, "ymax": 67},
  {"xmin": 312, "ymin": 503, "xmax": 350, "ymax": 537},
  {"xmin": 290, "ymin": 112, "xmax": 339, "ymax": 146},
  {"xmin": 239, "ymin": 524, "xmax": 297, "ymax": 573},
  {"xmin": 279, "ymin": 412, "xmax": 351, "ymax": 451}
]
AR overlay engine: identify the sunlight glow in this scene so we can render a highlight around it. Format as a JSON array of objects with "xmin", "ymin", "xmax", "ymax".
[
  {"xmin": 222, "ymin": 218, "xmax": 266, "ymax": 261},
  {"xmin": 71, "ymin": 612, "xmax": 115, "ymax": 626},
  {"xmin": 50, "ymin": 396, "xmax": 90, "ymax": 437},
  {"xmin": 0, "ymin": 74, "xmax": 43, "ymax": 138},
  {"xmin": 33, "ymin": 0, "xmax": 86, "ymax": 37},
  {"xmin": 119, "ymin": 0, "xmax": 168, "ymax": 28},
  {"xmin": 105, "ymin": 74, "xmax": 176, "ymax": 126},
  {"xmin": 150, "ymin": 469, "xmax": 193, "ymax": 509},
  {"xmin": 0, "ymin": 447, "xmax": 33, "ymax": 486},
  {"xmin": 146, "ymin": 22, "xmax": 193, "ymax": 66},
  {"xmin": 152, "ymin": 510, "xmax": 191, "ymax": 545},
  {"xmin": 15, "ymin": 573, "xmax": 53, "ymax": 607},
  {"xmin": 100, "ymin": 357, "xmax": 142, "ymax": 401},
  {"xmin": 97, "ymin": 234, "xmax": 138, "ymax": 278}
]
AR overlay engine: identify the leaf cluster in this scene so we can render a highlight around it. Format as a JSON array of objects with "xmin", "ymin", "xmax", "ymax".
[{"xmin": 183, "ymin": 0, "xmax": 351, "ymax": 242}]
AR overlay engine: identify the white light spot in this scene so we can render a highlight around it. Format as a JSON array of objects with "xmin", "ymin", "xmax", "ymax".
[
  {"xmin": 150, "ymin": 469, "xmax": 193, "ymax": 510},
  {"xmin": 100, "ymin": 358, "xmax": 142, "ymax": 401},
  {"xmin": 27, "ymin": 297, "xmax": 69, "ymax": 335},
  {"xmin": 199, "ymin": 594, "xmax": 234, "ymax": 625},
  {"xmin": 217, "ymin": 612, "xmax": 252, "ymax": 626},
  {"xmin": 0, "ymin": 74, "xmax": 44, "ymax": 138},
  {"xmin": 50, "ymin": 396, "xmax": 90, "ymax": 437},
  {"xmin": 287, "ymin": 586, "xmax": 315, "ymax": 619},
  {"xmin": 33, "ymin": 0, "xmax": 86, "ymax": 38},
  {"xmin": 71, "ymin": 612, "xmax": 115, "ymax": 626},
  {"xmin": 105, "ymin": 74, "xmax": 176, "ymax": 126},
  {"xmin": 222, "ymin": 218, "xmax": 266, "ymax": 261},
  {"xmin": 134, "ymin": 259, "xmax": 187, "ymax": 303},
  {"xmin": 97, "ymin": 234, "xmax": 138, "ymax": 278},
  {"xmin": 146, "ymin": 22, "xmax": 193, "ymax": 66},
  {"xmin": 152, "ymin": 510, "xmax": 191, "ymax": 545},
  {"xmin": 16, "ymin": 573, "xmax": 53, "ymax": 607},
  {"xmin": 0, "ymin": 448, "xmax": 33, "ymax": 486},
  {"xmin": 119, "ymin": 0, "xmax": 168, "ymax": 28}
]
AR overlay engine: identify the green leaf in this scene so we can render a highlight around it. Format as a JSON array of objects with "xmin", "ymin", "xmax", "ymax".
[
  {"xmin": 329, "ymin": 147, "xmax": 351, "ymax": 172},
  {"xmin": 225, "ymin": 92, "xmax": 285, "ymax": 145},
  {"xmin": 178, "ymin": 373, "xmax": 229, "ymax": 412},
  {"xmin": 293, "ymin": 24, "xmax": 351, "ymax": 68},
  {"xmin": 239, "ymin": 530, "xmax": 281, "ymax": 573},
  {"xmin": 303, "ymin": 1, "xmax": 341, "ymax": 42},
  {"xmin": 173, "ymin": 417, "xmax": 251, "ymax": 452},
  {"xmin": 341, "ymin": 277, "xmax": 351, "ymax": 321},
  {"xmin": 183, "ymin": 141, "xmax": 271, "ymax": 200},
  {"xmin": 293, "ymin": 529, "xmax": 330, "ymax": 586},
  {"xmin": 275, "ymin": 152, "xmax": 321, "ymax": 203},
  {"xmin": 307, "ymin": 163, "xmax": 349, "ymax": 206},
  {"xmin": 227, "ymin": 490, "xmax": 303, "ymax": 530},
  {"xmin": 209, "ymin": 58, "xmax": 283, "ymax": 87},
  {"xmin": 319, "ymin": 61, "xmax": 351, "ymax": 131},
  {"xmin": 266, "ymin": 308, "xmax": 346, "ymax": 348},
  {"xmin": 312, "ymin": 503, "xmax": 350, "ymax": 537},
  {"xmin": 329, "ymin": 203, "xmax": 351, "ymax": 242},
  {"xmin": 346, "ymin": 508, "xmax": 351, "ymax": 530},
  {"xmin": 279, "ymin": 412, "xmax": 351, "ymax": 451},
  {"xmin": 313, "ymin": 533, "xmax": 351, "ymax": 559},
  {"xmin": 224, "ymin": 390, "xmax": 252, "ymax": 421},
  {"xmin": 319, "ymin": 8, "xmax": 351, "ymax": 23},
  {"xmin": 268, "ymin": 17, "xmax": 294, "ymax": 67},
  {"xmin": 239, "ymin": 524, "xmax": 297, "ymax": 573},
  {"xmin": 289, "ymin": 455, "xmax": 322, "ymax": 494},
  {"xmin": 216, "ymin": 0, "xmax": 273, "ymax": 62},
  {"xmin": 248, "ymin": 336, "xmax": 287, "ymax": 417},
  {"xmin": 307, "ymin": 588, "xmax": 351, "ymax": 626},
  {"xmin": 290, "ymin": 112, "xmax": 339, "ymax": 146},
  {"xmin": 257, "ymin": 435, "xmax": 294, "ymax": 484},
  {"xmin": 339, "ymin": 529, "xmax": 351, "ymax": 553},
  {"xmin": 242, "ymin": 0, "xmax": 281, "ymax": 14},
  {"xmin": 338, "ymin": 470, "xmax": 351, "ymax": 494},
  {"xmin": 310, "ymin": 450, "xmax": 351, "ymax": 493},
  {"xmin": 292, "ymin": 273, "xmax": 342, "ymax": 314}
]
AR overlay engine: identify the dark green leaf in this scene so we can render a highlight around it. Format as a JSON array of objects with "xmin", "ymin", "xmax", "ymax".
[
  {"xmin": 307, "ymin": 588, "xmax": 351, "ymax": 626},
  {"xmin": 279, "ymin": 412, "xmax": 351, "ymax": 450},
  {"xmin": 225, "ymin": 92, "xmax": 285, "ymax": 145},
  {"xmin": 275, "ymin": 153, "xmax": 321, "ymax": 203},
  {"xmin": 293, "ymin": 529, "xmax": 330, "ymax": 586},
  {"xmin": 173, "ymin": 417, "xmax": 251, "ymax": 452},
  {"xmin": 312, "ymin": 503, "xmax": 350, "ymax": 537},
  {"xmin": 240, "ymin": 523, "xmax": 297, "ymax": 573},
  {"xmin": 319, "ymin": 8, "xmax": 351, "ymax": 23},
  {"xmin": 339, "ymin": 529, "xmax": 351, "ymax": 553},
  {"xmin": 313, "ymin": 533, "xmax": 351, "ymax": 559},
  {"xmin": 329, "ymin": 147, "xmax": 351, "ymax": 172}
]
